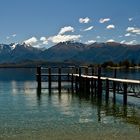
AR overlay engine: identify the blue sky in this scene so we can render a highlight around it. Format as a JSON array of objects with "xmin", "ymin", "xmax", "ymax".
[{"xmin": 0, "ymin": 0, "xmax": 140, "ymax": 48}]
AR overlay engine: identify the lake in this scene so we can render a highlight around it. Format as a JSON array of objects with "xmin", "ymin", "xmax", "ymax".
[{"xmin": 0, "ymin": 68, "xmax": 140, "ymax": 140}]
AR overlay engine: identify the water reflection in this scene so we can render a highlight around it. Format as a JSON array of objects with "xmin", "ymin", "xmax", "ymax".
[{"xmin": 36, "ymin": 87, "xmax": 140, "ymax": 130}]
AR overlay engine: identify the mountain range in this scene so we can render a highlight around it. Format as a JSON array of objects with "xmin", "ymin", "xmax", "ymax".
[{"xmin": 0, "ymin": 41, "xmax": 140, "ymax": 64}]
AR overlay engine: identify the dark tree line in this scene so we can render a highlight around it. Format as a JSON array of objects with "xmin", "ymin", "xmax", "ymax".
[{"xmin": 101, "ymin": 59, "xmax": 139, "ymax": 68}]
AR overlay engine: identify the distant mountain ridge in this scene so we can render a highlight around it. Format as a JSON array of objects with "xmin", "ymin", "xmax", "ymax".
[{"xmin": 0, "ymin": 41, "xmax": 140, "ymax": 64}]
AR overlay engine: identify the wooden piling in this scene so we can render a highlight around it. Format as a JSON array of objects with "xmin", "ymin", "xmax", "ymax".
[
  {"xmin": 37, "ymin": 66, "xmax": 41, "ymax": 89},
  {"xmin": 71, "ymin": 67, "xmax": 74, "ymax": 92},
  {"xmin": 91, "ymin": 67, "xmax": 94, "ymax": 95},
  {"xmin": 97, "ymin": 67, "xmax": 102, "ymax": 99},
  {"xmin": 48, "ymin": 67, "xmax": 51, "ymax": 93},
  {"xmin": 75, "ymin": 67, "xmax": 79, "ymax": 92},
  {"xmin": 113, "ymin": 69, "xmax": 117, "ymax": 104},
  {"xmin": 123, "ymin": 83, "xmax": 127, "ymax": 105},
  {"xmin": 79, "ymin": 67, "xmax": 82, "ymax": 91},
  {"xmin": 94, "ymin": 79, "xmax": 97, "ymax": 96},
  {"xmin": 106, "ymin": 78, "xmax": 109, "ymax": 103},
  {"xmin": 58, "ymin": 67, "xmax": 61, "ymax": 93}
]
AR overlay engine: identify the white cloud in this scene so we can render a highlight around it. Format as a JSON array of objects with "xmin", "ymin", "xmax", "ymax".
[
  {"xmin": 40, "ymin": 37, "xmax": 48, "ymax": 45},
  {"xmin": 48, "ymin": 34, "xmax": 81, "ymax": 44},
  {"xmin": 85, "ymin": 40, "xmax": 96, "ymax": 44},
  {"xmin": 126, "ymin": 27, "xmax": 140, "ymax": 35},
  {"xmin": 119, "ymin": 35, "xmax": 123, "ymax": 38},
  {"xmin": 6, "ymin": 34, "xmax": 17, "ymax": 40},
  {"xmin": 128, "ymin": 18, "xmax": 133, "ymax": 21},
  {"xmin": 120, "ymin": 40, "xmax": 126, "ymax": 44},
  {"xmin": 12, "ymin": 34, "xmax": 16, "ymax": 37},
  {"xmin": 125, "ymin": 33, "xmax": 131, "ymax": 37},
  {"xmin": 40, "ymin": 37, "xmax": 46, "ymax": 41},
  {"xmin": 24, "ymin": 37, "xmax": 38, "ymax": 46},
  {"xmin": 106, "ymin": 24, "xmax": 115, "ymax": 29},
  {"xmin": 59, "ymin": 26, "xmax": 74, "ymax": 35},
  {"xmin": 6, "ymin": 36, "xmax": 10, "ymax": 39},
  {"xmin": 125, "ymin": 40, "xmax": 137, "ymax": 45},
  {"xmin": 106, "ymin": 39, "xmax": 115, "ymax": 42},
  {"xmin": 99, "ymin": 18, "xmax": 110, "ymax": 23},
  {"xmin": 96, "ymin": 36, "xmax": 101, "ymax": 39},
  {"xmin": 83, "ymin": 26, "xmax": 94, "ymax": 31},
  {"xmin": 120, "ymin": 40, "xmax": 137, "ymax": 45},
  {"xmin": 79, "ymin": 17, "xmax": 90, "ymax": 23}
]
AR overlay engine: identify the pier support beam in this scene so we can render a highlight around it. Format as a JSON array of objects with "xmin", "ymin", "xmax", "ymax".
[
  {"xmin": 71, "ymin": 67, "xmax": 74, "ymax": 92},
  {"xmin": 75, "ymin": 67, "xmax": 79, "ymax": 93},
  {"xmin": 91, "ymin": 67, "xmax": 94, "ymax": 95},
  {"xmin": 106, "ymin": 79, "xmax": 109, "ymax": 103},
  {"xmin": 58, "ymin": 67, "xmax": 61, "ymax": 93},
  {"xmin": 112, "ymin": 69, "xmax": 117, "ymax": 103},
  {"xmin": 48, "ymin": 67, "xmax": 51, "ymax": 93},
  {"xmin": 123, "ymin": 83, "xmax": 127, "ymax": 106},
  {"xmin": 37, "ymin": 66, "xmax": 41, "ymax": 89},
  {"xmin": 97, "ymin": 67, "xmax": 102, "ymax": 99}
]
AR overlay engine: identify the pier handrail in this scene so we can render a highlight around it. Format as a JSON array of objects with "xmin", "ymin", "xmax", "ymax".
[{"xmin": 72, "ymin": 74, "xmax": 140, "ymax": 84}]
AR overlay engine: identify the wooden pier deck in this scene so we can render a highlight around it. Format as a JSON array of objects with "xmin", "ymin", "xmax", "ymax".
[{"xmin": 36, "ymin": 66, "xmax": 140, "ymax": 106}]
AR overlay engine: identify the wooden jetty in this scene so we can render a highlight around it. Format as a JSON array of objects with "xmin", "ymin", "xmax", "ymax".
[{"xmin": 36, "ymin": 66, "xmax": 140, "ymax": 105}]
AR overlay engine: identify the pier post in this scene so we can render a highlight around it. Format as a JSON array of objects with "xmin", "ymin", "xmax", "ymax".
[
  {"xmin": 58, "ymin": 67, "xmax": 61, "ymax": 93},
  {"xmin": 48, "ymin": 67, "xmax": 51, "ymax": 93},
  {"xmin": 97, "ymin": 67, "xmax": 102, "ymax": 99},
  {"xmin": 113, "ymin": 69, "xmax": 117, "ymax": 104},
  {"xmin": 37, "ymin": 66, "xmax": 41, "ymax": 89},
  {"xmin": 106, "ymin": 78, "xmax": 109, "ymax": 103},
  {"xmin": 123, "ymin": 83, "xmax": 127, "ymax": 106},
  {"xmin": 71, "ymin": 67, "xmax": 74, "ymax": 92},
  {"xmin": 91, "ymin": 67, "xmax": 94, "ymax": 95},
  {"xmin": 68, "ymin": 67, "xmax": 70, "ymax": 82},
  {"xmin": 85, "ymin": 66, "xmax": 90, "ymax": 94},
  {"xmin": 79, "ymin": 67, "xmax": 82, "ymax": 91},
  {"xmin": 75, "ymin": 67, "xmax": 79, "ymax": 92}
]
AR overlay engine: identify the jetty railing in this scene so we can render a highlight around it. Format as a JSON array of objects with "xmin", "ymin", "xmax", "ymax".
[{"xmin": 36, "ymin": 66, "xmax": 140, "ymax": 105}]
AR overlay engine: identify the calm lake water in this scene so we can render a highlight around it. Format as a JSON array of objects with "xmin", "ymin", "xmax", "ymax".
[{"xmin": 0, "ymin": 68, "xmax": 140, "ymax": 140}]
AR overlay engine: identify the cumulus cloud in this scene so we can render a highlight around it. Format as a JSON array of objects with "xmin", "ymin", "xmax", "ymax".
[
  {"xmin": 120, "ymin": 40, "xmax": 126, "ymax": 44},
  {"xmin": 106, "ymin": 39, "xmax": 115, "ymax": 42},
  {"xmin": 125, "ymin": 33, "xmax": 131, "ymax": 37},
  {"xmin": 99, "ymin": 18, "xmax": 110, "ymax": 23},
  {"xmin": 120, "ymin": 40, "xmax": 137, "ymax": 45},
  {"xmin": 79, "ymin": 17, "xmax": 90, "ymax": 23},
  {"xmin": 48, "ymin": 34, "xmax": 81, "ymax": 43},
  {"xmin": 119, "ymin": 35, "xmax": 123, "ymax": 38},
  {"xmin": 83, "ymin": 26, "xmax": 94, "ymax": 31},
  {"xmin": 126, "ymin": 27, "xmax": 140, "ymax": 35},
  {"xmin": 6, "ymin": 36, "xmax": 10, "ymax": 39},
  {"xmin": 40, "ymin": 37, "xmax": 48, "ymax": 45},
  {"xmin": 106, "ymin": 24, "xmax": 115, "ymax": 29},
  {"xmin": 125, "ymin": 40, "xmax": 137, "ymax": 45},
  {"xmin": 6, "ymin": 34, "xmax": 17, "ymax": 40},
  {"xmin": 128, "ymin": 18, "xmax": 133, "ymax": 21},
  {"xmin": 85, "ymin": 40, "xmax": 96, "ymax": 44},
  {"xmin": 96, "ymin": 36, "xmax": 101, "ymax": 39},
  {"xmin": 59, "ymin": 26, "xmax": 74, "ymax": 35},
  {"xmin": 12, "ymin": 34, "xmax": 16, "ymax": 37},
  {"xmin": 24, "ymin": 37, "xmax": 38, "ymax": 46}
]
